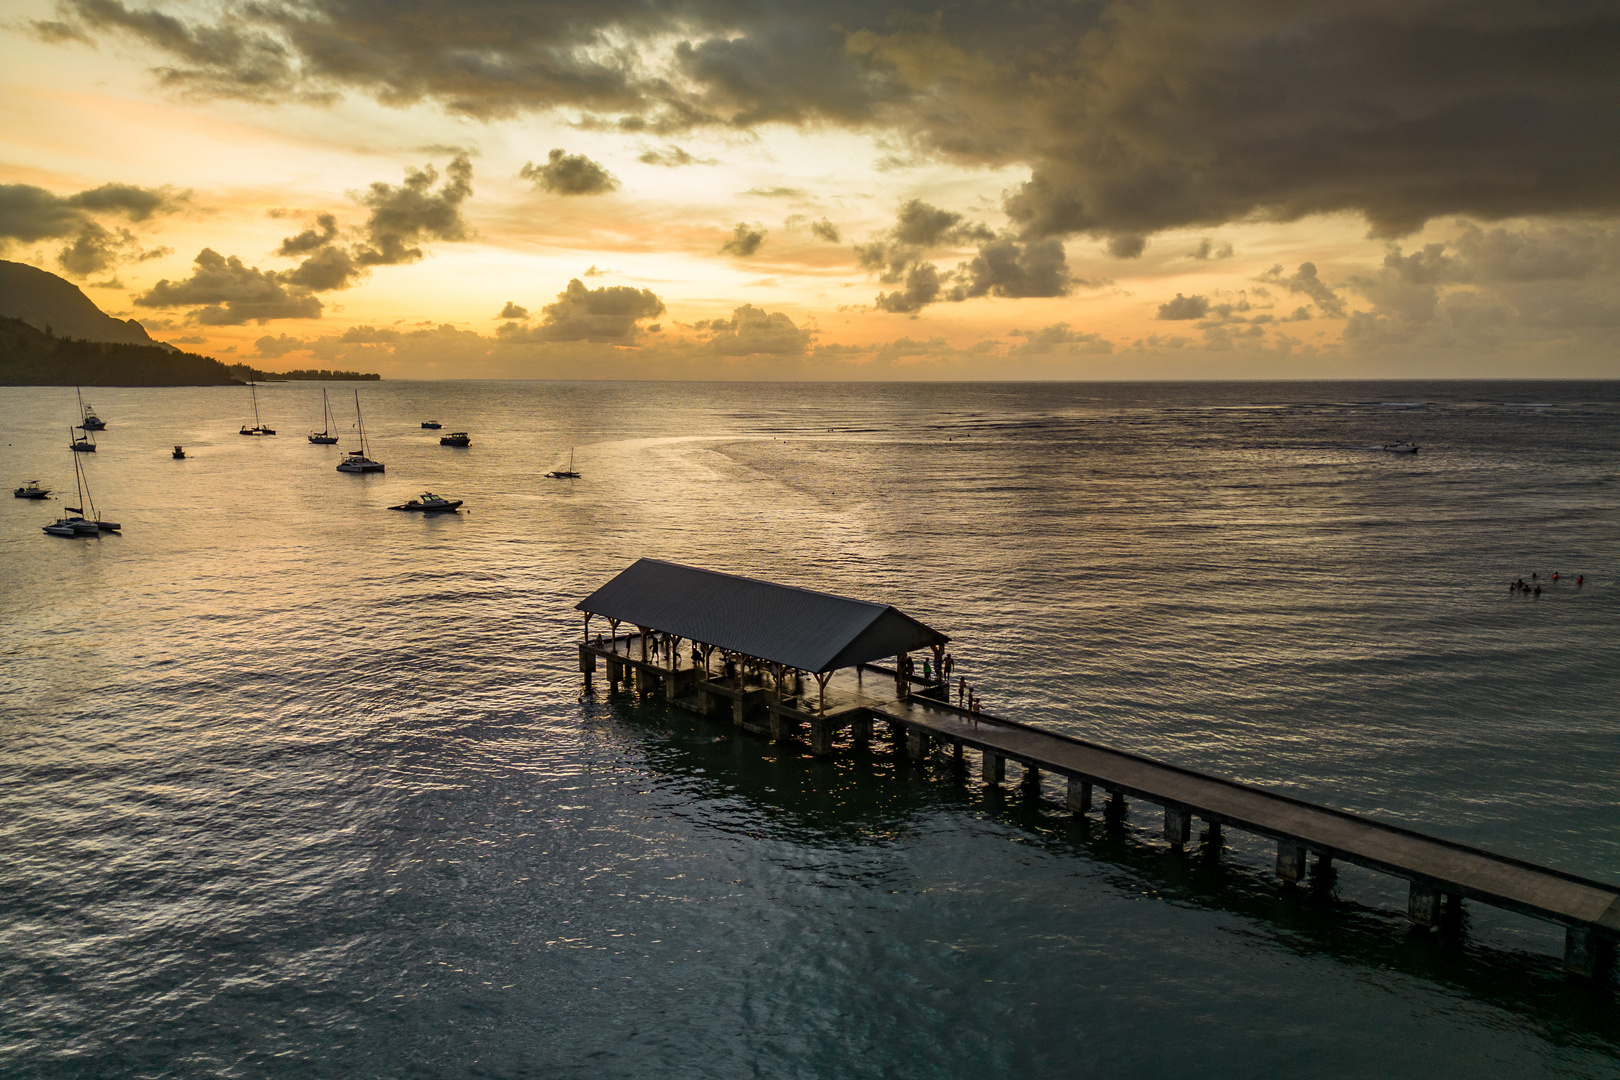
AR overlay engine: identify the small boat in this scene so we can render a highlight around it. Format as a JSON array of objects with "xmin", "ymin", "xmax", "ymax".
[
  {"xmin": 545, "ymin": 447, "xmax": 581, "ymax": 479},
  {"xmin": 309, "ymin": 388, "xmax": 339, "ymax": 444},
  {"xmin": 77, "ymin": 386, "xmax": 106, "ymax": 430},
  {"xmin": 336, "ymin": 389, "xmax": 384, "ymax": 473},
  {"xmin": 240, "ymin": 379, "xmax": 275, "ymax": 436},
  {"xmin": 439, "ymin": 431, "xmax": 471, "ymax": 447},
  {"xmin": 1380, "ymin": 442, "xmax": 1419, "ymax": 454},
  {"xmin": 13, "ymin": 480, "xmax": 50, "ymax": 499},
  {"xmin": 172, "ymin": 446, "xmax": 186, "ymax": 459},
  {"xmin": 389, "ymin": 492, "xmax": 464, "ymax": 512},
  {"xmin": 70, "ymin": 426, "xmax": 96, "ymax": 452},
  {"xmin": 421, "ymin": 420, "xmax": 442, "ymax": 429}
]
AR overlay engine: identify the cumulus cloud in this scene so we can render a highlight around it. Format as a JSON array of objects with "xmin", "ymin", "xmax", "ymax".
[
  {"xmin": 1156, "ymin": 293, "xmax": 1210, "ymax": 320},
  {"xmin": 956, "ymin": 237, "xmax": 1071, "ymax": 300},
  {"xmin": 874, "ymin": 263, "xmax": 940, "ymax": 315},
  {"xmin": 1259, "ymin": 262, "xmax": 1346, "ymax": 318},
  {"xmin": 1190, "ymin": 239, "xmax": 1234, "ymax": 261},
  {"xmin": 0, "ymin": 180, "xmax": 187, "ymax": 274},
  {"xmin": 637, "ymin": 145, "xmax": 712, "ymax": 167},
  {"xmin": 720, "ymin": 222, "xmax": 767, "ymax": 256},
  {"xmin": 254, "ymin": 333, "xmax": 307, "ymax": 356},
  {"xmin": 354, "ymin": 154, "xmax": 474, "ymax": 265},
  {"xmin": 136, "ymin": 248, "xmax": 322, "ymax": 324},
  {"xmin": 276, "ymin": 212, "xmax": 338, "ymax": 256},
  {"xmin": 498, "ymin": 301, "xmax": 530, "ymax": 319},
  {"xmin": 48, "ymin": 1, "xmax": 1620, "ymax": 249},
  {"xmin": 520, "ymin": 149, "xmax": 619, "ymax": 195},
  {"xmin": 497, "ymin": 278, "xmax": 665, "ymax": 343},
  {"xmin": 1008, "ymin": 323, "xmax": 1113, "ymax": 355},
  {"xmin": 692, "ymin": 305, "xmax": 811, "ymax": 355}
]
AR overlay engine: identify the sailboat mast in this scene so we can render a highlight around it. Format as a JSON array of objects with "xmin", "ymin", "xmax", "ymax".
[
  {"xmin": 251, "ymin": 381, "xmax": 262, "ymax": 426},
  {"xmin": 354, "ymin": 389, "xmax": 366, "ymax": 454},
  {"xmin": 69, "ymin": 428, "xmax": 86, "ymax": 513}
]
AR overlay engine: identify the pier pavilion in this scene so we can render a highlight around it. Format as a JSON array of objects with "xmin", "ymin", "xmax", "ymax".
[{"xmin": 576, "ymin": 560, "xmax": 1620, "ymax": 978}]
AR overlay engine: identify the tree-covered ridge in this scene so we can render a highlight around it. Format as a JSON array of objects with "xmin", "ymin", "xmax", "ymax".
[
  {"xmin": 0, "ymin": 317, "xmax": 236, "ymax": 385},
  {"xmin": 227, "ymin": 364, "xmax": 380, "ymax": 381}
]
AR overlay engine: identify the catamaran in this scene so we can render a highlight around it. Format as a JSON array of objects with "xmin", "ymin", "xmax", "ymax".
[
  {"xmin": 336, "ymin": 390, "xmax": 384, "ymax": 473},
  {"xmin": 45, "ymin": 435, "xmax": 119, "ymax": 536},
  {"xmin": 308, "ymin": 388, "xmax": 339, "ymax": 444},
  {"xmin": 240, "ymin": 378, "xmax": 276, "ymax": 436}
]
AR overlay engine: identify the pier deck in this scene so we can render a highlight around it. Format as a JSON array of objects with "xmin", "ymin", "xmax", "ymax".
[{"xmin": 581, "ymin": 633, "xmax": 1620, "ymax": 976}]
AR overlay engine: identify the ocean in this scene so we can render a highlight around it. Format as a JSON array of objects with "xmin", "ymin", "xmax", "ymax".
[{"xmin": 1, "ymin": 380, "xmax": 1617, "ymax": 1078}]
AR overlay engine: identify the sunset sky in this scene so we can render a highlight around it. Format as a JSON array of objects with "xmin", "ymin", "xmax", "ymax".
[{"xmin": 3, "ymin": 0, "xmax": 1617, "ymax": 379}]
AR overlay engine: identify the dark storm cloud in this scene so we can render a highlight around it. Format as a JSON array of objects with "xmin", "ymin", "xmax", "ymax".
[
  {"xmin": 520, "ymin": 149, "xmax": 619, "ymax": 196},
  {"xmin": 52, "ymin": 1, "xmax": 1620, "ymax": 246},
  {"xmin": 720, "ymin": 223, "xmax": 767, "ymax": 257},
  {"xmin": 956, "ymin": 237, "xmax": 1071, "ymax": 300},
  {"xmin": 497, "ymin": 279, "xmax": 664, "ymax": 342},
  {"xmin": 135, "ymin": 247, "xmax": 322, "ymax": 324}
]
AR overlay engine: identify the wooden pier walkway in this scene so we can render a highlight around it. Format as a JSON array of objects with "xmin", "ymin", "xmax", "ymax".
[{"xmin": 580, "ymin": 633, "xmax": 1620, "ymax": 977}]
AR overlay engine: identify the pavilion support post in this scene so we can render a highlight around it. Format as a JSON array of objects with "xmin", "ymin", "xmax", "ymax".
[
  {"xmin": 1276, "ymin": 841, "xmax": 1307, "ymax": 883},
  {"xmin": 1021, "ymin": 765, "xmax": 1041, "ymax": 794},
  {"xmin": 852, "ymin": 713, "xmax": 874, "ymax": 742},
  {"xmin": 669, "ymin": 636, "xmax": 682, "ymax": 670},
  {"xmin": 1164, "ymin": 805, "xmax": 1192, "ymax": 850},
  {"xmin": 952, "ymin": 741, "xmax": 964, "ymax": 765},
  {"xmin": 583, "ymin": 613, "xmax": 592, "ymax": 642},
  {"xmin": 814, "ymin": 672, "xmax": 832, "ymax": 714},
  {"xmin": 578, "ymin": 645, "xmax": 596, "ymax": 691},
  {"xmin": 1203, "ymin": 819, "xmax": 1223, "ymax": 845},
  {"xmin": 1066, "ymin": 777, "xmax": 1093, "ymax": 814},
  {"xmin": 983, "ymin": 751, "xmax": 1004, "ymax": 785},
  {"xmin": 638, "ymin": 627, "xmax": 650, "ymax": 665},
  {"xmin": 608, "ymin": 619, "xmax": 620, "ymax": 651},
  {"xmin": 809, "ymin": 715, "xmax": 833, "ymax": 756},
  {"xmin": 907, "ymin": 729, "xmax": 929, "ymax": 760},
  {"xmin": 1563, "ymin": 927, "xmax": 1609, "ymax": 977},
  {"xmin": 731, "ymin": 695, "xmax": 744, "ymax": 727},
  {"xmin": 1105, "ymin": 790, "xmax": 1127, "ymax": 821},
  {"xmin": 770, "ymin": 709, "xmax": 789, "ymax": 741},
  {"xmin": 1408, "ymin": 882, "xmax": 1441, "ymax": 927},
  {"xmin": 896, "ymin": 654, "xmax": 909, "ymax": 699}
]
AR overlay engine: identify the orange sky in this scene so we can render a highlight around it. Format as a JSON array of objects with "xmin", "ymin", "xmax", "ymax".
[{"xmin": 3, "ymin": 0, "xmax": 1617, "ymax": 379}]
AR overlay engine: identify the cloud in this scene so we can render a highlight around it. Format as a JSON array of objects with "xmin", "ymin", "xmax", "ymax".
[
  {"xmin": 956, "ymin": 237, "xmax": 1071, "ymax": 299},
  {"xmin": 1259, "ymin": 262, "xmax": 1346, "ymax": 318},
  {"xmin": 498, "ymin": 301, "xmax": 530, "ymax": 319},
  {"xmin": 692, "ymin": 305, "xmax": 811, "ymax": 355},
  {"xmin": 745, "ymin": 187, "xmax": 805, "ymax": 199},
  {"xmin": 56, "ymin": 222, "xmax": 140, "ymax": 276},
  {"xmin": 1190, "ymin": 238, "xmax": 1234, "ymax": 261},
  {"xmin": 809, "ymin": 218, "xmax": 840, "ymax": 243},
  {"xmin": 135, "ymin": 248, "xmax": 322, "ymax": 324},
  {"xmin": 254, "ymin": 333, "xmax": 307, "ymax": 356},
  {"xmin": 520, "ymin": 149, "xmax": 619, "ymax": 195},
  {"xmin": 1008, "ymin": 322, "xmax": 1113, "ymax": 355},
  {"xmin": 1156, "ymin": 293, "xmax": 1210, "ymax": 320},
  {"xmin": 0, "ymin": 180, "xmax": 187, "ymax": 275},
  {"xmin": 720, "ymin": 222, "xmax": 767, "ymax": 256},
  {"xmin": 276, "ymin": 212, "xmax": 338, "ymax": 256},
  {"xmin": 354, "ymin": 154, "xmax": 474, "ymax": 264},
  {"xmin": 637, "ymin": 145, "xmax": 713, "ymax": 167},
  {"xmin": 874, "ymin": 263, "xmax": 941, "ymax": 315},
  {"xmin": 496, "ymin": 278, "xmax": 664, "ymax": 343}
]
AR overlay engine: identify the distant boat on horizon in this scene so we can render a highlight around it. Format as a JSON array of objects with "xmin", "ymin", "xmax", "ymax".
[
  {"xmin": 308, "ymin": 388, "xmax": 339, "ymax": 444},
  {"xmin": 336, "ymin": 389, "xmax": 384, "ymax": 473},
  {"xmin": 421, "ymin": 420, "xmax": 442, "ymax": 429},
  {"xmin": 1380, "ymin": 441, "xmax": 1419, "ymax": 454}
]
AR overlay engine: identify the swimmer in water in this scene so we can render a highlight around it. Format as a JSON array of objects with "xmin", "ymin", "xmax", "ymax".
[
  {"xmin": 1577, "ymin": 575, "xmax": 1584, "ymax": 586},
  {"xmin": 1534, "ymin": 585, "xmax": 1542, "ymax": 596}
]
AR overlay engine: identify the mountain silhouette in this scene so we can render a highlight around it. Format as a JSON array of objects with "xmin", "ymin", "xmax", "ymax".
[{"xmin": 0, "ymin": 260, "xmax": 165, "ymax": 347}]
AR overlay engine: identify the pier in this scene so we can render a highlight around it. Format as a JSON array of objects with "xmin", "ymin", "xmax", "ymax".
[{"xmin": 577, "ymin": 560, "xmax": 1620, "ymax": 978}]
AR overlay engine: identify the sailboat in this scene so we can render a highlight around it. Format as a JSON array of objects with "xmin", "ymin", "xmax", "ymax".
[
  {"xmin": 336, "ymin": 389, "xmax": 384, "ymax": 472},
  {"xmin": 545, "ymin": 448, "xmax": 581, "ymax": 479},
  {"xmin": 46, "ymin": 434, "xmax": 119, "ymax": 536},
  {"xmin": 70, "ymin": 425, "xmax": 96, "ymax": 452},
  {"xmin": 77, "ymin": 386, "xmax": 106, "ymax": 430},
  {"xmin": 239, "ymin": 377, "xmax": 276, "ymax": 436},
  {"xmin": 308, "ymin": 388, "xmax": 339, "ymax": 444}
]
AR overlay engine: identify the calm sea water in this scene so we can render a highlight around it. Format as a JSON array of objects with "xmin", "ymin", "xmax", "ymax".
[{"xmin": 1, "ymin": 380, "xmax": 1618, "ymax": 1078}]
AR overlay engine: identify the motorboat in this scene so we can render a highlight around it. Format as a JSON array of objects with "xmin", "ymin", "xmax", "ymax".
[
  {"xmin": 13, "ymin": 480, "xmax": 50, "ymax": 499},
  {"xmin": 71, "ymin": 426, "xmax": 96, "ymax": 452},
  {"xmin": 240, "ymin": 379, "xmax": 275, "ymax": 435},
  {"xmin": 545, "ymin": 447, "xmax": 581, "ymax": 479},
  {"xmin": 78, "ymin": 387, "xmax": 106, "ymax": 430},
  {"xmin": 172, "ymin": 446, "xmax": 186, "ymax": 459},
  {"xmin": 439, "ymin": 431, "xmax": 471, "ymax": 447},
  {"xmin": 421, "ymin": 420, "xmax": 442, "ymax": 429},
  {"xmin": 309, "ymin": 388, "xmax": 339, "ymax": 444},
  {"xmin": 336, "ymin": 389, "xmax": 384, "ymax": 473},
  {"xmin": 389, "ymin": 492, "xmax": 464, "ymax": 512},
  {"xmin": 1380, "ymin": 442, "xmax": 1419, "ymax": 454}
]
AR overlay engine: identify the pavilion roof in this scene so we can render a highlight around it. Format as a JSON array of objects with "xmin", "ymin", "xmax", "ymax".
[{"xmin": 576, "ymin": 559, "xmax": 948, "ymax": 673}]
